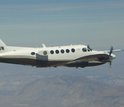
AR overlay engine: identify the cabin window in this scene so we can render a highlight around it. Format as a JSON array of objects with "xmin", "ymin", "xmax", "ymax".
[
  {"xmin": 88, "ymin": 48, "xmax": 91, "ymax": 52},
  {"xmin": 82, "ymin": 48, "xmax": 87, "ymax": 52},
  {"xmin": 50, "ymin": 50, "xmax": 54, "ymax": 54},
  {"xmin": 55, "ymin": 50, "xmax": 59, "ymax": 54},
  {"xmin": 88, "ymin": 49, "xmax": 90, "ymax": 51},
  {"xmin": 66, "ymin": 49, "xmax": 70, "ymax": 53},
  {"xmin": 0, "ymin": 47, "xmax": 4, "ymax": 50},
  {"xmin": 31, "ymin": 52, "xmax": 35, "ymax": 55},
  {"xmin": 71, "ymin": 48, "xmax": 75, "ymax": 53},
  {"xmin": 43, "ymin": 51, "xmax": 48, "ymax": 55},
  {"xmin": 61, "ymin": 49, "xmax": 64, "ymax": 54}
]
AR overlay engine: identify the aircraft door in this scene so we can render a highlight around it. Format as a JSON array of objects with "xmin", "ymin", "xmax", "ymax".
[{"xmin": 36, "ymin": 50, "xmax": 49, "ymax": 61}]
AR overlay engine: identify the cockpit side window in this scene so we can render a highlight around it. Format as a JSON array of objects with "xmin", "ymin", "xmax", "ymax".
[
  {"xmin": 82, "ymin": 48, "xmax": 87, "ymax": 52},
  {"xmin": 87, "ymin": 45, "xmax": 92, "ymax": 51}
]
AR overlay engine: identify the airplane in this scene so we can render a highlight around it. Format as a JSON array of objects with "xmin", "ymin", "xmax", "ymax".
[{"xmin": 0, "ymin": 39, "xmax": 123, "ymax": 68}]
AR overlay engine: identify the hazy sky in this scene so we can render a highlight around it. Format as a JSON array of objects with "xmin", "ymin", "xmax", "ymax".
[{"xmin": 0, "ymin": 0, "xmax": 123, "ymax": 49}]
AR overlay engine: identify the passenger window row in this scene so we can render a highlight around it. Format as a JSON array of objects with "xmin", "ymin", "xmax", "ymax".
[
  {"xmin": 31, "ymin": 48, "xmax": 91, "ymax": 56},
  {"xmin": 50, "ymin": 48, "xmax": 75, "ymax": 54},
  {"xmin": 50, "ymin": 48, "xmax": 91, "ymax": 55}
]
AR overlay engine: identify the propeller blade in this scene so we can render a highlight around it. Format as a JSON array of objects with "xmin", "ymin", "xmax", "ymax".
[
  {"xmin": 108, "ymin": 46, "xmax": 114, "ymax": 68},
  {"xmin": 109, "ymin": 46, "xmax": 113, "ymax": 56},
  {"xmin": 109, "ymin": 61, "xmax": 112, "ymax": 67}
]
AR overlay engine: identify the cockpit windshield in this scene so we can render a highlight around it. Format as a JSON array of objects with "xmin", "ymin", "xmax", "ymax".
[{"xmin": 87, "ymin": 45, "xmax": 92, "ymax": 51}]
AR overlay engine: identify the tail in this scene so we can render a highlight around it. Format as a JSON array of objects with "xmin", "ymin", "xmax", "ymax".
[{"xmin": 0, "ymin": 39, "xmax": 7, "ymax": 52}]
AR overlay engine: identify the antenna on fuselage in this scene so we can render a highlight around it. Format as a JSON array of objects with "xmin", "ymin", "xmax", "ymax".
[{"xmin": 42, "ymin": 44, "xmax": 46, "ymax": 48}]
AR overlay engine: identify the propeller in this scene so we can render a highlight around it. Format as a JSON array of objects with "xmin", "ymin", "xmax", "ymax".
[
  {"xmin": 109, "ymin": 46, "xmax": 113, "ymax": 56},
  {"xmin": 108, "ymin": 46, "xmax": 114, "ymax": 67},
  {"xmin": 109, "ymin": 61, "xmax": 112, "ymax": 67}
]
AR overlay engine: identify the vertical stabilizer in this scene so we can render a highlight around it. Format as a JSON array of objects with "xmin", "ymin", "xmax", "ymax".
[{"xmin": 0, "ymin": 39, "xmax": 7, "ymax": 52}]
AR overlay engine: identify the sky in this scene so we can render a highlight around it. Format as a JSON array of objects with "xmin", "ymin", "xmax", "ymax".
[
  {"xmin": 0, "ymin": 0, "xmax": 123, "ymax": 48},
  {"xmin": 0, "ymin": 0, "xmax": 124, "ymax": 107}
]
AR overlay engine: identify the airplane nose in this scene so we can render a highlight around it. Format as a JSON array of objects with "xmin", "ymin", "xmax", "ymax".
[{"xmin": 111, "ymin": 54, "xmax": 116, "ymax": 59}]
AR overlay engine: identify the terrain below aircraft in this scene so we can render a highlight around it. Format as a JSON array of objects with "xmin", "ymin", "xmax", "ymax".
[{"xmin": 0, "ymin": 40, "xmax": 123, "ymax": 68}]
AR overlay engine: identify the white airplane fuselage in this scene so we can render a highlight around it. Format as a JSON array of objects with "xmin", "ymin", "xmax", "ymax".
[{"xmin": 0, "ymin": 40, "xmax": 116, "ymax": 68}]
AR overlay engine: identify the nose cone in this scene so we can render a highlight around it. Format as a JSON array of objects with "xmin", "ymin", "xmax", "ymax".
[{"xmin": 111, "ymin": 54, "xmax": 116, "ymax": 59}]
